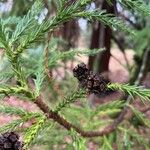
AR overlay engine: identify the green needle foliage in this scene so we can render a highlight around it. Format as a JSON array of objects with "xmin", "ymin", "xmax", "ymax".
[
  {"xmin": 108, "ymin": 83, "xmax": 150, "ymax": 102},
  {"xmin": 0, "ymin": 105, "xmax": 41, "ymax": 117},
  {"xmin": 91, "ymin": 100, "xmax": 125, "ymax": 117},
  {"xmin": 24, "ymin": 116, "xmax": 47, "ymax": 148},
  {"xmin": 118, "ymin": 0, "xmax": 150, "ymax": 16},
  {"xmin": 0, "ymin": 0, "xmax": 150, "ymax": 149},
  {"xmin": 54, "ymin": 89, "xmax": 86, "ymax": 112}
]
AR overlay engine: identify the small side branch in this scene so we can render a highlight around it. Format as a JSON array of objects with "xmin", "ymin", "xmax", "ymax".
[
  {"xmin": 35, "ymin": 96, "xmax": 127, "ymax": 137},
  {"xmin": 135, "ymin": 49, "xmax": 150, "ymax": 85}
]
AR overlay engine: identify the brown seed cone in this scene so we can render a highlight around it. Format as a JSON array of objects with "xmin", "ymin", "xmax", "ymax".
[
  {"xmin": 73, "ymin": 63, "xmax": 89, "ymax": 81},
  {"xmin": 0, "ymin": 132, "xmax": 23, "ymax": 150},
  {"xmin": 86, "ymin": 72, "xmax": 107, "ymax": 95}
]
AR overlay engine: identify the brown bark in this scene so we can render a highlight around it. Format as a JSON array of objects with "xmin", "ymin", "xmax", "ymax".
[
  {"xmin": 97, "ymin": 26, "xmax": 112, "ymax": 72},
  {"xmin": 88, "ymin": 0, "xmax": 103, "ymax": 70},
  {"xmin": 88, "ymin": 22, "xmax": 101, "ymax": 70},
  {"xmin": 88, "ymin": 1, "xmax": 116, "ymax": 73},
  {"xmin": 34, "ymin": 95, "xmax": 127, "ymax": 137},
  {"xmin": 97, "ymin": 1, "xmax": 116, "ymax": 73}
]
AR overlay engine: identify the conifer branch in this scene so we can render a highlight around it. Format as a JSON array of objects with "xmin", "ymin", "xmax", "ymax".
[
  {"xmin": 34, "ymin": 96, "xmax": 127, "ymax": 137},
  {"xmin": 128, "ymin": 105, "xmax": 150, "ymax": 128},
  {"xmin": 108, "ymin": 83, "xmax": 150, "ymax": 102},
  {"xmin": 54, "ymin": 89, "xmax": 86, "ymax": 112},
  {"xmin": 118, "ymin": 127, "xmax": 149, "ymax": 147},
  {"xmin": 0, "ymin": 119, "xmax": 26, "ymax": 133},
  {"xmin": 75, "ymin": 10, "xmax": 135, "ymax": 35},
  {"xmin": 0, "ymin": 105, "xmax": 41, "ymax": 118},
  {"xmin": 24, "ymin": 116, "xmax": 46, "ymax": 148},
  {"xmin": 16, "ymin": 0, "xmax": 134, "ymax": 52},
  {"xmin": 91, "ymin": 100, "xmax": 125, "ymax": 117},
  {"xmin": 119, "ymin": 0, "xmax": 150, "ymax": 16},
  {"xmin": 0, "ymin": 0, "xmax": 150, "ymax": 148},
  {"xmin": 0, "ymin": 86, "xmax": 30, "ymax": 96},
  {"xmin": 10, "ymin": 0, "xmax": 44, "ymax": 44},
  {"xmin": 48, "ymin": 48, "xmax": 104, "ymax": 68},
  {"xmin": 0, "ymin": 114, "xmax": 36, "ymax": 134}
]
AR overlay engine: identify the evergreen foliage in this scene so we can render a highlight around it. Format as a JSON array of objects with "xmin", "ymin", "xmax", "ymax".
[{"xmin": 0, "ymin": 0, "xmax": 150, "ymax": 149}]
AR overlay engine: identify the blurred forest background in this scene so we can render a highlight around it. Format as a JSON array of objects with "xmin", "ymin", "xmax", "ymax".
[
  {"xmin": 0, "ymin": 0, "xmax": 150, "ymax": 149},
  {"xmin": 2, "ymin": 0, "xmax": 150, "ymax": 77},
  {"xmin": 1, "ymin": 0, "xmax": 149, "ymax": 82}
]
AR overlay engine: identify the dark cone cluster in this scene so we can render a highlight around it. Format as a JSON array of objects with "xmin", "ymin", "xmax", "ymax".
[
  {"xmin": 73, "ymin": 63, "xmax": 89, "ymax": 81},
  {"xmin": 86, "ymin": 72, "xmax": 107, "ymax": 95},
  {"xmin": 0, "ymin": 132, "xmax": 23, "ymax": 150},
  {"xmin": 73, "ymin": 63, "xmax": 107, "ymax": 96}
]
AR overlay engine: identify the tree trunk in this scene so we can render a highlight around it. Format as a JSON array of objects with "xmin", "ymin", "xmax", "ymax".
[
  {"xmin": 88, "ymin": 1, "xmax": 116, "ymax": 73},
  {"xmin": 97, "ymin": 1, "xmax": 116, "ymax": 73},
  {"xmin": 88, "ymin": 22, "xmax": 101, "ymax": 70},
  {"xmin": 97, "ymin": 26, "xmax": 112, "ymax": 72}
]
